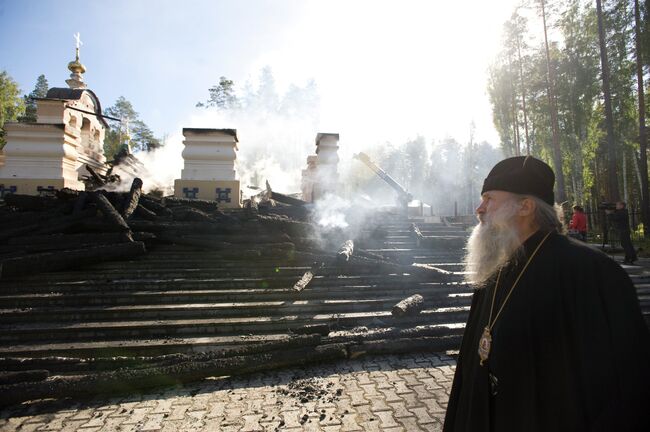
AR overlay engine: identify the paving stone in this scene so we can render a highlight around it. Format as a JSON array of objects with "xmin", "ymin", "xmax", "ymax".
[
  {"xmin": 348, "ymin": 390, "xmax": 369, "ymax": 407},
  {"xmin": 160, "ymin": 419, "xmax": 185, "ymax": 432},
  {"xmin": 279, "ymin": 409, "xmax": 302, "ymax": 429},
  {"xmin": 120, "ymin": 407, "xmax": 150, "ymax": 425},
  {"xmin": 422, "ymin": 397, "xmax": 446, "ymax": 414},
  {"xmin": 397, "ymin": 416, "xmax": 422, "ymax": 431},
  {"xmin": 79, "ymin": 412, "xmax": 109, "ymax": 428},
  {"xmin": 419, "ymin": 420, "xmax": 444, "ymax": 431},
  {"xmin": 359, "ymin": 383, "xmax": 380, "ymax": 398},
  {"xmin": 382, "ymin": 370, "xmax": 404, "ymax": 383},
  {"xmin": 393, "ymin": 380, "xmax": 413, "ymax": 395},
  {"xmin": 139, "ymin": 413, "xmax": 166, "ymax": 431},
  {"xmin": 5, "ymin": 353, "xmax": 456, "ymax": 432},
  {"xmin": 388, "ymin": 402, "xmax": 415, "ymax": 419},
  {"xmin": 411, "ymin": 406, "xmax": 436, "ymax": 425},
  {"xmin": 378, "ymin": 388, "xmax": 402, "ymax": 403},
  {"xmin": 411, "ymin": 384, "xmax": 434, "ymax": 401},
  {"xmin": 339, "ymin": 412, "xmax": 363, "ymax": 432},
  {"xmin": 401, "ymin": 373, "xmax": 422, "ymax": 387},
  {"xmin": 237, "ymin": 414, "xmax": 263, "ymax": 431},
  {"xmin": 12, "ymin": 423, "xmax": 45, "ymax": 432},
  {"xmin": 401, "ymin": 390, "xmax": 426, "ymax": 409},
  {"xmin": 68, "ymin": 408, "xmax": 94, "ymax": 421},
  {"xmin": 49, "ymin": 419, "xmax": 84, "ymax": 432},
  {"xmin": 205, "ymin": 400, "xmax": 226, "ymax": 418},
  {"xmin": 367, "ymin": 396, "xmax": 391, "ymax": 413},
  {"xmin": 373, "ymin": 410, "xmax": 400, "ymax": 428}
]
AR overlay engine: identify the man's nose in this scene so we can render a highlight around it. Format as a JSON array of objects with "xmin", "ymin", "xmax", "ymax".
[{"xmin": 476, "ymin": 201, "xmax": 486, "ymax": 215}]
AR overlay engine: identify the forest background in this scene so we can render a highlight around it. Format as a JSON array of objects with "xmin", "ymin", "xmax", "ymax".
[{"xmin": 0, "ymin": 0, "xmax": 649, "ymax": 235}]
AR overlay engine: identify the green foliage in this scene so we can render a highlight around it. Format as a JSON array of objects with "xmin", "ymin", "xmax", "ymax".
[
  {"xmin": 103, "ymin": 96, "xmax": 161, "ymax": 158},
  {"xmin": 488, "ymin": 0, "xmax": 647, "ymax": 216},
  {"xmin": 197, "ymin": 67, "xmax": 320, "ymax": 120},
  {"xmin": 0, "ymin": 70, "xmax": 25, "ymax": 148},
  {"xmin": 196, "ymin": 76, "xmax": 239, "ymax": 109},
  {"xmin": 19, "ymin": 74, "xmax": 48, "ymax": 123}
]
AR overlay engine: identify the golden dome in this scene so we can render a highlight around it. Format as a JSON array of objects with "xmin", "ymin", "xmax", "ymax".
[
  {"xmin": 67, "ymin": 59, "xmax": 86, "ymax": 74},
  {"xmin": 67, "ymin": 47, "xmax": 86, "ymax": 75}
]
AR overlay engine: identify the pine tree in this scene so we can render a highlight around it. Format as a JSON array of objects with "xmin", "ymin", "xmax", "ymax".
[
  {"xmin": 0, "ymin": 71, "xmax": 25, "ymax": 148},
  {"xmin": 19, "ymin": 74, "xmax": 48, "ymax": 123},
  {"xmin": 103, "ymin": 96, "xmax": 161, "ymax": 158}
]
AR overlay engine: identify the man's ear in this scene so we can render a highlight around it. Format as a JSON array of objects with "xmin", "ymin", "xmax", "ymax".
[{"xmin": 518, "ymin": 197, "xmax": 536, "ymax": 217}]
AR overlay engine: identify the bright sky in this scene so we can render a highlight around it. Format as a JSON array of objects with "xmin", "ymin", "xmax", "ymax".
[{"xmin": 0, "ymin": 0, "xmax": 523, "ymax": 150}]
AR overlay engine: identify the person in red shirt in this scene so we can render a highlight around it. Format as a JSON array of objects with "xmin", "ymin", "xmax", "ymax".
[{"xmin": 569, "ymin": 205, "xmax": 588, "ymax": 241}]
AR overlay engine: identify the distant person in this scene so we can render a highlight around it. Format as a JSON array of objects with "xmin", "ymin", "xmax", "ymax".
[
  {"xmin": 568, "ymin": 205, "xmax": 587, "ymax": 241},
  {"xmin": 443, "ymin": 156, "xmax": 650, "ymax": 432},
  {"xmin": 607, "ymin": 201, "xmax": 637, "ymax": 264}
]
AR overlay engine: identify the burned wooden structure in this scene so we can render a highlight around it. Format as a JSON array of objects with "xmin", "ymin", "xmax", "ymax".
[{"xmin": 1, "ymin": 185, "xmax": 648, "ymax": 407}]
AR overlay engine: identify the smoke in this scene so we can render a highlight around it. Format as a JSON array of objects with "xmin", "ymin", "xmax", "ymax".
[
  {"xmin": 314, "ymin": 193, "xmax": 351, "ymax": 229},
  {"xmin": 105, "ymin": 69, "xmax": 320, "ymax": 198}
]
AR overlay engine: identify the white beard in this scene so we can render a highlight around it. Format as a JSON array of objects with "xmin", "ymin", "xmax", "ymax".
[{"xmin": 463, "ymin": 201, "xmax": 523, "ymax": 287}]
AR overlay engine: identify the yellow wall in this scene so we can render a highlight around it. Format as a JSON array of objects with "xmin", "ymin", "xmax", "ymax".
[
  {"xmin": 173, "ymin": 179, "xmax": 241, "ymax": 208},
  {"xmin": 0, "ymin": 179, "xmax": 66, "ymax": 197}
]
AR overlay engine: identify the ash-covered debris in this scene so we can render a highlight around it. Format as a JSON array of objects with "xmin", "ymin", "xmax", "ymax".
[
  {"xmin": 0, "ymin": 179, "xmax": 466, "ymax": 408},
  {"xmin": 276, "ymin": 377, "xmax": 343, "ymax": 405}
]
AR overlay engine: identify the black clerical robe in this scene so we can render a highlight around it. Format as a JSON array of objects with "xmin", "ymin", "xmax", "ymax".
[{"xmin": 443, "ymin": 230, "xmax": 650, "ymax": 432}]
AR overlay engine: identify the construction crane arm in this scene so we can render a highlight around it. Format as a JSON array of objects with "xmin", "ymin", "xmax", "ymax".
[{"xmin": 354, "ymin": 152, "xmax": 413, "ymax": 203}]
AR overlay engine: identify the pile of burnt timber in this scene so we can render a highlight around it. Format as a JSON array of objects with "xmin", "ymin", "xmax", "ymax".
[
  {"xmin": 1, "ymin": 190, "xmax": 648, "ymax": 406},
  {"xmin": 0, "ymin": 187, "xmax": 472, "ymax": 406}
]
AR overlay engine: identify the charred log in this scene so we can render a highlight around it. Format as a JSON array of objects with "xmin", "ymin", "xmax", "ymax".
[
  {"xmin": 0, "ymin": 335, "xmax": 322, "ymax": 373},
  {"xmin": 290, "ymin": 324, "xmax": 330, "ymax": 336},
  {"xmin": 336, "ymin": 240, "xmax": 354, "ymax": 263},
  {"xmin": 140, "ymin": 196, "xmax": 173, "ymax": 218},
  {"xmin": 72, "ymin": 191, "xmax": 88, "ymax": 215},
  {"xmin": 258, "ymin": 214, "xmax": 314, "ymax": 238},
  {"xmin": 127, "ymin": 221, "xmax": 243, "ymax": 235},
  {"xmin": 348, "ymin": 335, "xmax": 461, "ymax": 359},
  {"xmin": 157, "ymin": 234, "xmax": 231, "ymax": 250},
  {"xmin": 0, "ymin": 370, "xmax": 49, "ymax": 386},
  {"xmin": 391, "ymin": 294, "xmax": 425, "ymax": 316},
  {"xmin": 88, "ymin": 192, "xmax": 130, "ymax": 232},
  {"xmin": 7, "ymin": 232, "xmax": 133, "ymax": 253},
  {"xmin": 0, "ymin": 343, "xmax": 348, "ymax": 407},
  {"xmin": 121, "ymin": 178, "xmax": 143, "ymax": 219},
  {"xmin": 0, "ymin": 241, "xmax": 146, "ymax": 279},
  {"xmin": 85, "ymin": 165, "xmax": 106, "ymax": 187},
  {"xmin": 0, "ymin": 208, "xmax": 96, "ymax": 242},
  {"xmin": 162, "ymin": 197, "xmax": 220, "ymax": 213},
  {"xmin": 171, "ymin": 206, "xmax": 216, "ymax": 223},
  {"xmin": 4, "ymin": 194, "xmax": 63, "ymax": 212},
  {"xmin": 134, "ymin": 204, "xmax": 158, "ymax": 221},
  {"xmin": 293, "ymin": 270, "xmax": 315, "ymax": 292}
]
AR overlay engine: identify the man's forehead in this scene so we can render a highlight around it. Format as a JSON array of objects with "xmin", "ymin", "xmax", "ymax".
[{"xmin": 481, "ymin": 190, "xmax": 513, "ymax": 199}]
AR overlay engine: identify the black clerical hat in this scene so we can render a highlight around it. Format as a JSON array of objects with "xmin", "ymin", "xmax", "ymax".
[{"xmin": 481, "ymin": 156, "xmax": 555, "ymax": 205}]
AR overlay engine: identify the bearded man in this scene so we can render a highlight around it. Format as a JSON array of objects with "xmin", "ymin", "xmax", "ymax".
[{"xmin": 443, "ymin": 156, "xmax": 650, "ymax": 432}]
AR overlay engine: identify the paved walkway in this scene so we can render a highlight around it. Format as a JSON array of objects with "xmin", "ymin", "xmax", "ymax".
[{"xmin": 0, "ymin": 353, "xmax": 456, "ymax": 432}]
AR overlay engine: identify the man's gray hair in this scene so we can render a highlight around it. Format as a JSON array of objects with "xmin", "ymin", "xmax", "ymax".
[{"xmin": 523, "ymin": 195, "xmax": 565, "ymax": 233}]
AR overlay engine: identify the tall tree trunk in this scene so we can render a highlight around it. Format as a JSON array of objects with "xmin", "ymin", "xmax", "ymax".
[
  {"xmin": 596, "ymin": 0, "xmax": 621, "ymax": 202},
  {"xmin": 633, "ymin": 151, "xmax": 643, "ymax": 202},
  {"xmin": 623, "ymin": 150, "xmax": 630, "ymax": 207},
  {"xmin": 540, "ymin": 0, "xmax": 567, "ymax": 203},
  {"xmin": 516, "ymin": 31, "xmax": 531, "ymax": 155},
  {"xmin": 508, "ymin": 55, "xmax": 521, "ymax": 156},
  {"xmin": 634, "ymin": 0, "xmax": 649, "ymax": 237}
]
